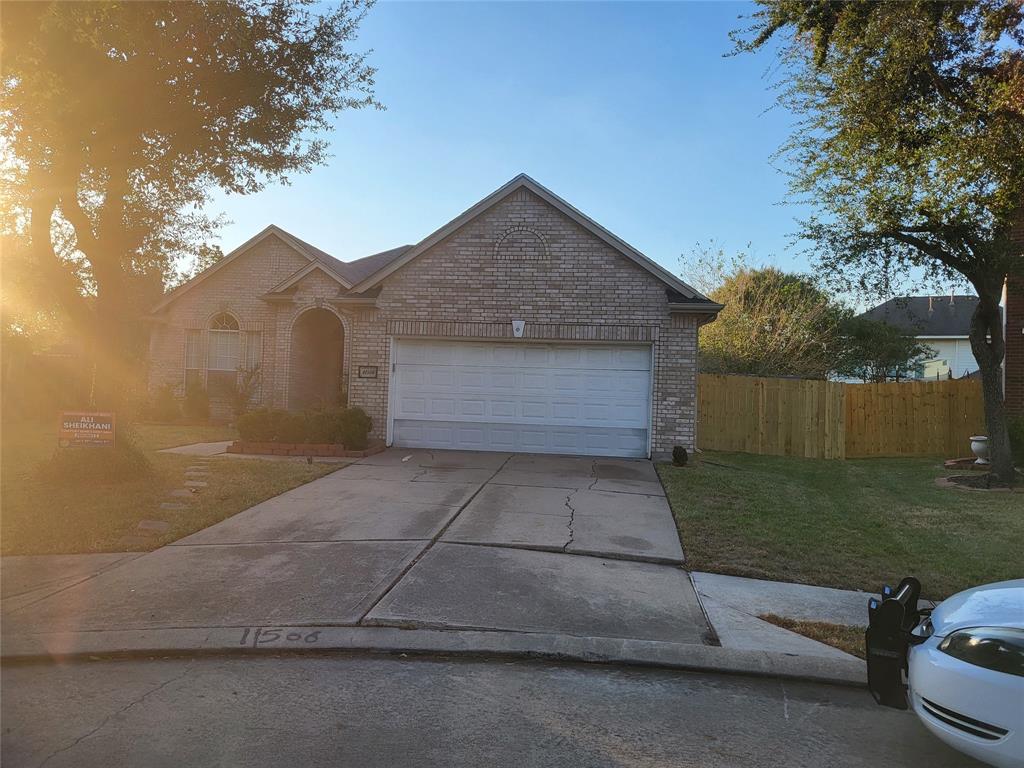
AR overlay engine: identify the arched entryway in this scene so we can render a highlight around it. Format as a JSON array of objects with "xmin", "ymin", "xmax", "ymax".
[{"xmin": 289, "ymin": 308, "xmax": 345, "ymax": 410}]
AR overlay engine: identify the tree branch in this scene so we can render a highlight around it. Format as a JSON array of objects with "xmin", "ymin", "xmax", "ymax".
[
  {"xmin": 924, "ymin": 59, "xmax": 984, "ymax": 120},
  {"xmin": 862, "ymin": 228, "xmax": 973, "ymax": 276}
]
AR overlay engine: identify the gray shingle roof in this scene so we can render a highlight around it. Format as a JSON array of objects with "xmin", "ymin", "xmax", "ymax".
[
  {"xmin": 857, "ymin": 295, "xmax": 979, "ymax": 336},
  {"xmin": 283, "ymin": 235, "xmax": 413, "ymax": 286},
  {"xmin": 339, "ymin": 245, "xmax": 415, "ymax": 285},
  {"xmin": 285, "ymin": 232, "xmax": 351, "ymax": 279}
]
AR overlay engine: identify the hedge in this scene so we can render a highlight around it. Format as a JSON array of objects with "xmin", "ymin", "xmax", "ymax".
[{"xmin": 236, "ymin": 407, "xmax": 373, "ymax": 450}]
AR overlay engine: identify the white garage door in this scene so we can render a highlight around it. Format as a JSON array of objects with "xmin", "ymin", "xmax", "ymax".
[{"xmin": 390, "ymin": 340, "xmax": 651, "ymax": 458}]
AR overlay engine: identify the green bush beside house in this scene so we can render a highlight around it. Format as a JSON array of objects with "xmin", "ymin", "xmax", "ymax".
[{"xmin": 237, "ymin": 406, "xmax": 373, "ymax": 450}]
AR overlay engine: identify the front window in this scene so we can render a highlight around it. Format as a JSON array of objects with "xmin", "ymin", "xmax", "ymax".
[
  {"xmin": 185, "ymin": 329, "xmax": 203, "ymax": 391},
  {"xmin": 207, "ymin": 313, "xmax": 240, "ymax": 397}
]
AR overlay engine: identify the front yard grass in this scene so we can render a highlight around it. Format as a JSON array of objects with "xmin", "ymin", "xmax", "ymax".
[
  {"xmin": 1, "ymin": 420, "xmax": 339, "ymax": 555},
  {"xmin": 657, "ymin": 452, "xmax": 1023, "ymax": 600}
]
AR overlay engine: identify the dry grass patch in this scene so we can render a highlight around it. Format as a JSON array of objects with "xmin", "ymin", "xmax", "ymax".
[{"xmin": 760, "ymin": 614, "xmax": 866, "ymax": 659}]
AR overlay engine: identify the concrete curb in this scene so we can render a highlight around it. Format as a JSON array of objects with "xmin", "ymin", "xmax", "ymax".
[{"xmin": 0, "ymin": 626, "xmax": 866, "ymax": 687}]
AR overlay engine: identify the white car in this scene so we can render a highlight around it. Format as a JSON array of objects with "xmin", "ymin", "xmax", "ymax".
[{"xmin": 866, "ymin": 578, "xmax": 1024, "ymax": 768}]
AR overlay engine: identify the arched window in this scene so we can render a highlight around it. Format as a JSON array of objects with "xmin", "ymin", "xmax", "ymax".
[
  {"xmin": 207, "ymin": 312, "xmax": 240, "ymax": 396},
  {"xmin": 210, "ymin": 312, "xmax": 239, "ymax": 331}
]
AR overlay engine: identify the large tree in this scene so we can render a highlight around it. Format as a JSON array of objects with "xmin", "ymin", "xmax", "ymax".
[
  {"xmin": 736, "ymin": 0, "xmax": 1024, "ymax": 483},
  {"xmin": 684, "ymin": 245, "xmax": 849, "ymax": 378},
  {"xmin": 0, "ymin": 0, "xmax": 379, "ymax": 407}
]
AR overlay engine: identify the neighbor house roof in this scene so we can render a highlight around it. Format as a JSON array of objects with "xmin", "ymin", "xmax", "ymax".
[
  {"xmin": 346, "ymin": 173, "xmax": 721, "ymax": 309},
  {"xmin": 858, "ymin": 295, "xmax": 979, "ymax": 337}
]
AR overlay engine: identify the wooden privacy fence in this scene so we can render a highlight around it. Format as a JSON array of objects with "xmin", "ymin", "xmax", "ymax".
[{"xmin": 697, "ymin": 374, "xmax": 985, "ymax": 459}]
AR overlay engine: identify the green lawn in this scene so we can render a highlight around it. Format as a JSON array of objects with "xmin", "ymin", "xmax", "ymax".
[
  {"xmin": 657, "ymin": 452, "xmax": 1024, "ymax": 600},
  {"xmin": 1, "ymin": 420, "xmax": 340, "ymax": 555}
]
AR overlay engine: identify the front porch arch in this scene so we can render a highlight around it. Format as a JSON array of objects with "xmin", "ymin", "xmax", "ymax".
[{"xmin": 288, "ymin": 307, "xmax": 346, "ymax": 410}]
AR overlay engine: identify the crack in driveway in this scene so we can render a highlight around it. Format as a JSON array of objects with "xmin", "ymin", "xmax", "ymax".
[
  {"xmin": 562, "ymin": 491, "xmax": 577, "ymax": 551},
  {"xmin": 561, "ymin": 459, "xmax": 597, "ymax": 551}
]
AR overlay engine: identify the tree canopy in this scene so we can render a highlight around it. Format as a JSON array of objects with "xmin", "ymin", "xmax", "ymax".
[
  {"xmin": 834, "ymin": 317, "xmax": 936, "ymax": 384},
  {"xmin": 0, "ymin": 0, "xmax": 380, "ymax": 404},
  {"xmin": 684, "ymin": 245, "xmax": 849, "ymax": 379},
  {"xmin": 735, "ymin": 0, "xmax": 1023, "ymax": 482}
]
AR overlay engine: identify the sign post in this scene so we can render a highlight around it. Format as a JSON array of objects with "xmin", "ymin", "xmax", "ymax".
[{"xmin": 59, "ymin": 412, "xmax": 116, "ymax": 449}]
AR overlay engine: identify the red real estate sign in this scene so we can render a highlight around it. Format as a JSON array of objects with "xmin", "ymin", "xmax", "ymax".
[{"xmin": 59, "ymin": 411, "xmax": 116, "ymax": 448}]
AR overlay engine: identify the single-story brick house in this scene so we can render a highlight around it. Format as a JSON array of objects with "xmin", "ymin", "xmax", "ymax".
[{"xmin": 147, "ymin": 174, "xmax": 722, "ymax": 458}]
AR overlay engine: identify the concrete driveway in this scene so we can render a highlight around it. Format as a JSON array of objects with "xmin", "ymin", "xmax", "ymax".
[{"xmin": 4, "ymin": 450, "xmax": 706, "ymax": 645}]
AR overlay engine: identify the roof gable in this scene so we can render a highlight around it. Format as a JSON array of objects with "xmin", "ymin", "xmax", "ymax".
[
  {"xmin": 266, "ymin": 261, "xmax": 349, "ymax": 295},
  {"xmin": 346, "ymin": 174, "xmax": 716, "ymax": 306},
  {"xmin": 151, "ymin": 225, "xmax": 351, "ymax": 313}
]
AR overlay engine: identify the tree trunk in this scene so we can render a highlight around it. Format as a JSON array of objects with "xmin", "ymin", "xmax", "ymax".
[
  {"xmin": 968, "ymin": 282, "xmax": 1014, "ymax": 484},
  {"xmin": 30, "ymin": 172, "xmax": 140, "ymax": 413}
]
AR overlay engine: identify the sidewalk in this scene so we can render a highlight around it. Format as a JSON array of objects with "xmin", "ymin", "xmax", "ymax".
[
  {"xmin": 691, "ymin": 572, "xmax": 874, "ymax": 659},
  {"xmin": 1, "ymin": 555, "xmax": 868, "ymax": 687}
]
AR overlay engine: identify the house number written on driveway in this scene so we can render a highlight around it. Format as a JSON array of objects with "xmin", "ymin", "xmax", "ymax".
[{"xmin": 239, "ymin": 627, "xmax": 321, "ymax": 648}]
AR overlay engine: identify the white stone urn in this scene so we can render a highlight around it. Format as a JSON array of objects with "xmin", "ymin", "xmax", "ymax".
[{"xmin": 970, "ymin": 435, "xmax": 990, "ymax": 465}]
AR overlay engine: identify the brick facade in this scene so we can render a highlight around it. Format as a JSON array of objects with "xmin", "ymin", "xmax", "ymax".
[{"xmin": 148, "ymin": 182, "xmax": 716, "ymax": 456}]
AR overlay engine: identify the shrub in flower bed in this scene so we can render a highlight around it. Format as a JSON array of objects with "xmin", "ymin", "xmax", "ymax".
[
  {"xmin": 236, "ymin": 407, "xmax": 373, "ymax": 450},
  {"xmin": 226, "ymin": 439, "xmax": 383, "ymax": 458}
]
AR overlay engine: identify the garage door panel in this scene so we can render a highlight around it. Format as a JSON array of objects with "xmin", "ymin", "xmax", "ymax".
[
  {"xmin": 428, "ymin": 398, "xmax": 455, "ymax": 417},
  {"xmin": 552, "ymin": 431, "xmax": 583, "ymax": 451},
  {"xmin": 521, "ymin": 372, "xmax": 547, "ymax": 390},
  {"xmin": 391, "ymin": 341, "xmax": 651, "ymax": 458},
  {"xmin": 551, "ymin": 402, "xmax": 581, "ymax": 420},
  {"xmin": 522, "ymin": 400, "xmax": 548, "ymax": 419},
  {"xmin": 490, "ymin": 400, "xmax": 517, "ymax": 418},
  {"xmin": 490, "ymin": 371, "xmax": 517, "ymax": 389},
  {"xmin": 584, "ymin": 373, "xmax": 614, "ymax": 392},
  {"xmin": 552, "ymin": 373, "xmax": 580, "ymax": 391},
  {"xmin": 616, "ymin": 347, "xmax": 651, "ymax": 367},
  {"xmin": 393, "ymin": 419, "xmax": 650, "ymax": 458},
  {"xmin": 398, "ymin": 397, "xmax": 427, "ymax": 417},
  {"xmin": 520, "ymin": 430, "xmax": 548, "ymax": 450},
  {"xmin": 553, "ymin": 348, "xmax": 582, "ymax": 366},
  {"xmin": 428, "ymin": 369, "xmax": 455, "ymax": 387},
  {"xmin": 395, "ymin": 342, "xmax": 651, "ymax": 371},
  {"xmin": 618, "ymin": 373, "xmax": 652, "ymax": 393},
  {"xmin": 459, "ymin": 399, "xmax": 486, "ymax": 418},
  {"xmin": 399, "ymin": 367, "xmax": 427, "ymax": 386}
]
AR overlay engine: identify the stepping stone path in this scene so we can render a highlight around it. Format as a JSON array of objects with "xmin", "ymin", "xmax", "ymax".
[
  {"xmin": 166, "ymin": 460, "xmax": 213, "ymax": 499},
  {"xmin": 118, "ymin": 460, "xmax": 215, "ymax": 549}
]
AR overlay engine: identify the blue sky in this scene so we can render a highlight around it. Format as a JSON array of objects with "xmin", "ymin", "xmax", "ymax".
[{"xmin": 207, "ymin": 1, "xmax": 809, "ymax": 281}]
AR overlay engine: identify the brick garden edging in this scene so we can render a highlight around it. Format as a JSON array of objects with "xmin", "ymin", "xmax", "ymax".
[{"xmin": 226, "ymin": 439, "xmax": 386, "ymax": 458}]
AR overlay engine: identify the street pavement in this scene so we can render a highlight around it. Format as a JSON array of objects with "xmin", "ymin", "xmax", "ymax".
[{"xmin": 0, "ymin": 655, "xmax": 979, "ymax": 767}]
